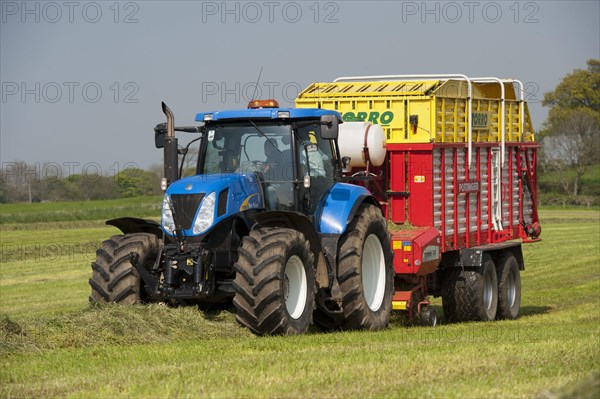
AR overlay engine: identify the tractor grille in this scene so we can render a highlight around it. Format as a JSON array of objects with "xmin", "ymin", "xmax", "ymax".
[{"xmin": 170, "ymin": 193, "xmax": 205, "ymax": 230}]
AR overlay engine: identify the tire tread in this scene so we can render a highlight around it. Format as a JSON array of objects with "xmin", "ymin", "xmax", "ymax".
[
  {"xmin": 233, "ymin": 228, "xmax": 315, "ymax": 335},
  {"xmin": 89, "ymin": 233, "xmax": 159, "ymax": 305}
]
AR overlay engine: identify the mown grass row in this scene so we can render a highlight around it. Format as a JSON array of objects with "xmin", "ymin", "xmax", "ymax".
[
  {"xmin": 1, "ymin": 305, "xmax": 597, "ymax": 398},
  {"xmin": 0, "ymin": 207, "xmax": 598, "ymax": 398}
]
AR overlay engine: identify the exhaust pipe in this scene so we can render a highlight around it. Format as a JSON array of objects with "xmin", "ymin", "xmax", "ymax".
[{"xmin": 161, "ymin": 102, "xmax": 178, "ymax": 186}]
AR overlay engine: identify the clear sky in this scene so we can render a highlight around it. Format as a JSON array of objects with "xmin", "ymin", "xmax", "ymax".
[{"xmin": 1, "ymin": 0, "xmax": 599, "ymax": 173}]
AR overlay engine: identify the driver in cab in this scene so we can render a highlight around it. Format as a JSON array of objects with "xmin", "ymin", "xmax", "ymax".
[{"xmin": 263, "ymin": 139, "xmax": 284, "ymax": 181}]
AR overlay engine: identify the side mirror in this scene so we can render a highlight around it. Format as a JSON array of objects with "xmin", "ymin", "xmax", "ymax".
[
  {"xmin": 320, "ymin": 114, "xmax": 339, "ymax": 139},
  {"xmin": 154, "ymin": 123, "xmax": 166, "ymax": 148},
  {"xmin": 342, "ymin": 156, "xmax": 352, "ymax": 170}
]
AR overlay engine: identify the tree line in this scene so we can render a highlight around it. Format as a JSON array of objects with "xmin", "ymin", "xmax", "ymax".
[
  {"xmin": 0, "ymin": 162, "xmax": 163, "ymax": 203},
  {"xmin": 538, "ymin": 59, "xmax": 600, "ymax": 206}
]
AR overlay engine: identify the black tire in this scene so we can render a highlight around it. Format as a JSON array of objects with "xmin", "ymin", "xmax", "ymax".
[
  {"xmin": 232, "ymin": 228, "xmax": 315, "ymax": 335},
  {"xmin": 441, "ymin": 269, "xmax": 460, "ymax": 323},
  {"xmin": 496, "ymin": 254, "xmax": 521, "ymax": 320},
  {"xmin": 419, "ymin": 306, "xmax": 438, "ymax": 327},
  {"xmin": 337, "ymin": 204, "xmax": 394, "ymax": 331},
  {"xmin": 442, "ymin": 254, "xmax": 498, "ymax": 322},
  {"xmin": 89, "ymin": 233, "xmax": 160, "ymax": 305}
]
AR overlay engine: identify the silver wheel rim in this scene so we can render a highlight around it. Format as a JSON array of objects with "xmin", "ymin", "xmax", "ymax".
[
  {"xmin": 507, "ymin": 270, "xmax": 516, "ymax": 308},
  {"xmin": 362, "ymin": 234, "xmax": 386, "ymax": 312},
  {"xmin": 284, "ymin": 255, "xmax": 307, "ymax": 319},
  {"xmin": 484, "ymin": 270, "xmax": 494, "ymax": 311}
]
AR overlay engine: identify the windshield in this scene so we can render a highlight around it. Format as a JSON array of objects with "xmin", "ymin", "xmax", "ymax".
[
  {"xmin": 202, "ymin": 122, "xmax": 292, "ymax": 177},
  {"xmin": 199, "ymin": 120, "xmax": 340, "ymax": 212},
  {"xmin": 201, "ymin": 122, "xmax": 295, "ymax": 210}
]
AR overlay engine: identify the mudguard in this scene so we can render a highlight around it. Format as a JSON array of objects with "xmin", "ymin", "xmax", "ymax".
[
  {"xmin": 254, "ymin": 210, "xmax": 321, "ymax": 254},
  {"xmin": 316, "ymin": 183, "xmax": 378, "ymax": 235},
  {"xmin": 106, "ymin": 217, "xmax": 162, "ymax": 237}
]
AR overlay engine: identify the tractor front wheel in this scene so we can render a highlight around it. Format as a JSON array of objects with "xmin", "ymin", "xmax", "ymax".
[
  {"xmin": 233, "ymin": 228, "xmax": 315, "ymax": 335},
  {"xmin": 89, "ymin": 233, "xmax": 159, "ymax": 305}
]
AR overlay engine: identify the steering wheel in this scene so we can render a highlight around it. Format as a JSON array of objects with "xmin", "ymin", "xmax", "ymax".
[{"xmin": 236, "ymin": 160, "xmax": 265, "ymax": 174}]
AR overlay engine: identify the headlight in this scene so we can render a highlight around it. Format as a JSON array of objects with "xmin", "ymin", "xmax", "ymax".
[
  {"xmin": 193, "ymin": 191, "xmax": 216, "ymax": 234},
  {"xmin": 161, "ymin": 194, "xmax": 176, "ymax": 234},
  {"xmin": 422, "ymin": 245, "xmax": 440, "ymax": 263}
]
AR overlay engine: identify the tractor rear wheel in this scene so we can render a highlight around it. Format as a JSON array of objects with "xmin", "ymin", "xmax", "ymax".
[
  {"xmin": 233, "ymin": 228, "xmax": 315, "ymax": 335},
  {"xmin": 337, "ymin": 204, "xmax": 394, "ymax": 331},
  {"xmin": 89, "ymin": 233, "xmax": 159, "ymax": 304},
  {"xmin": 442, "ymin": 254, "xmax": 498, "ymax": 322},
  {"xmin": 496, "ymin": 253, "xmax": 521, "ymax": 320}
]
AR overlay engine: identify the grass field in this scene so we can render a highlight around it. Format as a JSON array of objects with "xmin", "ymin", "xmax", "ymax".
[
  {"xmin": 0, "ymin": 196, "xmax": 161, "ymax": 225},
  {"xmin": 0, "ymin": 198, "xmax": 599, "ymax": 398}
]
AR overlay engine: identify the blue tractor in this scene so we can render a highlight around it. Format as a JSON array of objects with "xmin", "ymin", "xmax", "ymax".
[{"xmin": 89, "ymin": 100, "xmax": 394, "ymax": 335}]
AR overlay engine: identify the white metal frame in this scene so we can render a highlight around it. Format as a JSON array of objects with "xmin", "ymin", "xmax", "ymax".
[
  {"xmin": 334, "ymin": 74, "xmax": 474, "ymax": 167},
  {"xmin": 333, "ymin": 74, "xmax": 526, "ymax": 170}
]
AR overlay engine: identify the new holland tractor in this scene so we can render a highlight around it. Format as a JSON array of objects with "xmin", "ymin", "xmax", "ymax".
[{"xmin": 89, "ymin": 100, "xmax": 394, "ymax": 335}]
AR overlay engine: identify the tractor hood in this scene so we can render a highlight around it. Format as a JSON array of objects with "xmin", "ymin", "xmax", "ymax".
[{"xmin": 162, "ymin": 173, "xmax": 264, "ymax": 237}]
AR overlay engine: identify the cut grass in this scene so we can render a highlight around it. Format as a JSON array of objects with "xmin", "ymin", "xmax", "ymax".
[
  {"xmin": 1, "ymin": 306, "xmax": 598, "ymax": 398},
  {"xmin": 0, "ymin": 207, "xmax": 598, "ymax": 398}
]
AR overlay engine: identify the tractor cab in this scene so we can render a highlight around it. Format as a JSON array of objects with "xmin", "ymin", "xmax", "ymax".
[{"xmin": 196, "ymin": 100, "xmax": 340, "ymax": 215}]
